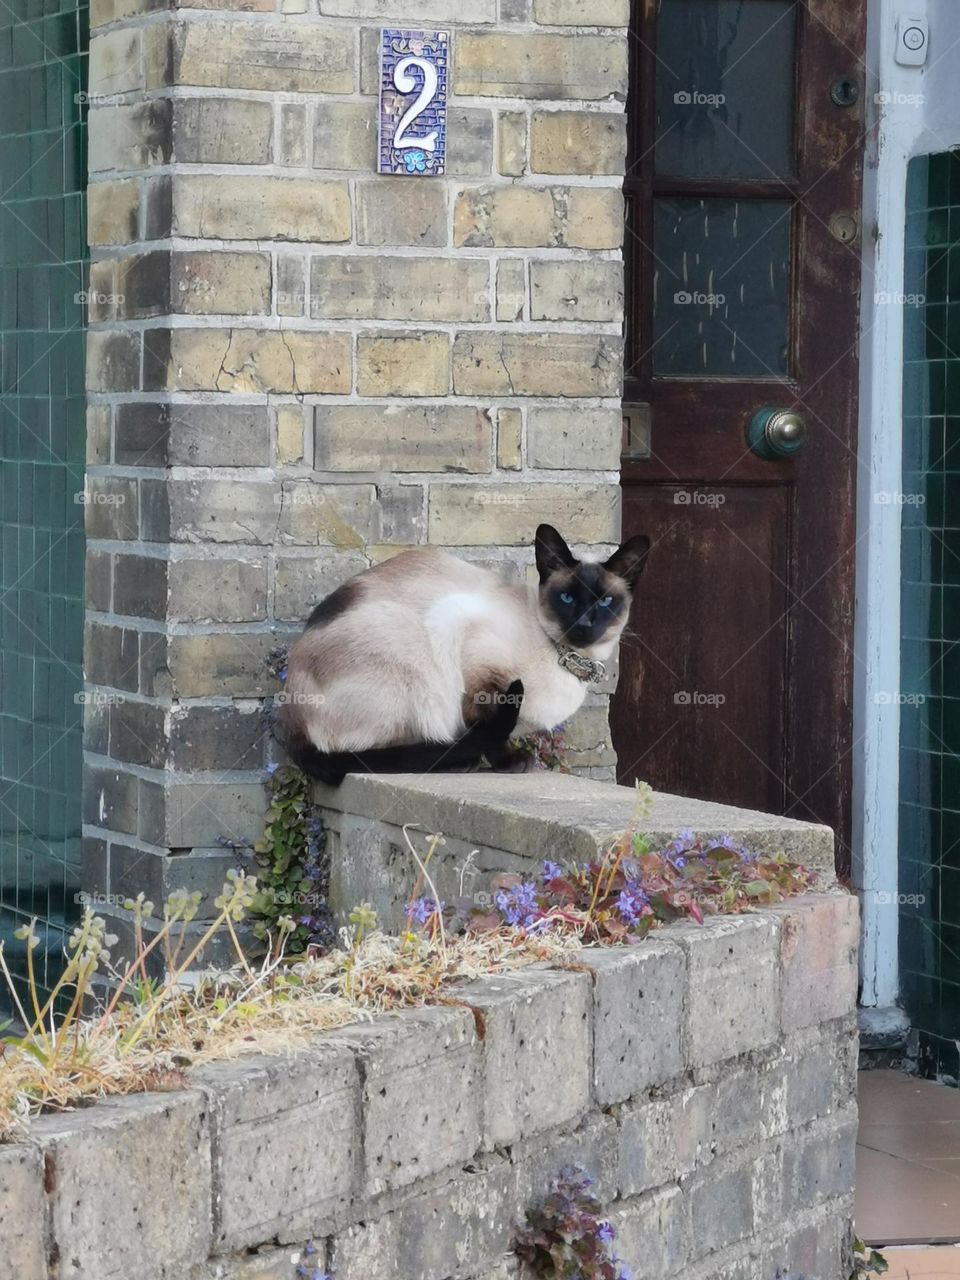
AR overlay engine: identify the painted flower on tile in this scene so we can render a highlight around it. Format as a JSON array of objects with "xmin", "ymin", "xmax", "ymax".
[{"xmin": 403, "ymin": 149, "xmax": 428, "ymax": 173}]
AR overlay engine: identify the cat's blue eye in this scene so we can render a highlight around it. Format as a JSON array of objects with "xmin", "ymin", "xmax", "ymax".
[
  {"xmin": 560, "ymin": 592, "xmax": 575, "ymax": 605},
  {"xmin": 600, "ymin": 596, "xmax": 614, "ymax": 607}
]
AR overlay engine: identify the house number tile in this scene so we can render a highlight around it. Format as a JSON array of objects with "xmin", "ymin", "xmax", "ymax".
[{"xmin": 378, "ymin": 28, "xmax": 448, "ymax": 177}]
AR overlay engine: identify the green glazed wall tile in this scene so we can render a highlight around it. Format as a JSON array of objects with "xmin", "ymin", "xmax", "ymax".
[{"xmin": 0, "ymin": 0, "xmax": 87, "ymax": 1013}]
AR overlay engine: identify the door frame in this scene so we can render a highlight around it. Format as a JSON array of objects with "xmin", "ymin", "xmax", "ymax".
[{"xmin": 851, "ymin": 0, "xmax": 960, "ymax": 1022}]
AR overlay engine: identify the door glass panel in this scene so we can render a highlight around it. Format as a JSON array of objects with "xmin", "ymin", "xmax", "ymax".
[
  {"xmin": 652, "ymin": 196, "xmax": 792, "ymax": 377},
  {"xmin": 656, "ymin": 0, "xmax": 797, "ymax": 180}
]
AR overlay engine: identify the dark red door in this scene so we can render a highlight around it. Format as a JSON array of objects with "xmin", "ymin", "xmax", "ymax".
[{"xmin": 612, "ymin": 0, "xmax": 867, "ymax": 873}]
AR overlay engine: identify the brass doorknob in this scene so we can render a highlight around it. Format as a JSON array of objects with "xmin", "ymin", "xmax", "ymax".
[{"xmin": 747, "ymin": 407, "xmax": 808, "ymax": 460}]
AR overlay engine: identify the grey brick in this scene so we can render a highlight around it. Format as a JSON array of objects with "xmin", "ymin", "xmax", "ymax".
[
  {"xmin": 612, "ymin": 1186, "xmax": 689, "ymax": 1279},
  {"xmin": 782, "ymin": 1115, "xmax": 858, "ymax": 1216},
  {"xmin": 761, "ymin": 1033, "xmax": 836, "ymax": 1136},
  {"xmin": 771, "ymin": 893, "xmax": 859, "ymax": 1032},
  {"xmin": 314, "ymin": 102, "xmax": 378, "ymax": 171},
  {"xmin": 761, "ymin": 1209, "xmax": 846, "ymax": 1280},
  {"xmin": 173, "ymin": 97, "xmax": 273, "ymax": 164},
  {"xmin": 109, "ymin": 844, "xmax": 253, "ymax": 915},
  {"xmin": 168, "ymin": 555, "xmax": 268, "ymax": 624},
  {"xmin": 686, "ymin": 1159, "xmax": 756, "ymax": 1260},
  {"xmin": 115, "ymin": 403, "xmax": 271, "ymax": 468},
  {"xmin": 529, "ymin": 259, "xmax": 623, "ymax": 321},
  {"xmin": 168, "ymin": 702, "xmax": 266, "ymax": 771},
  {"xmin": 329, "ymin": 1160, "xmax": 518, "ymax": 1280},
  {"xmin": 0, "ymin": 1145, "xmax": 46, "ymax": 1280},
  {"xmin": 193, "ymin": 1044, "xmax": 361, "ymax": 1249},
  {"xmin": 137, "ymin": 780, "xmax": 266, "ymax": 848},
  {"xmin": 113, "ymin": 552, "xmax": 168, "ymax": 619},
  {"xmin": 84, "ymin": 620, "xmax": 140, "ymax": 692},
  {"xmin": 676, "ymin": 915, "xmax": 781, "ymax": 1067},
  {"xmin": 275, "ymin": 551, "xmax": 370, "ymax": 622},
  {"xmin": 527, "ymin": 405, "xmax": 622, "ymax": 471},
  {"xmin": 460, "ymin": 968, "xmax": 591, "ymax": 1148},
  {"xmin": 310, "ymin": 255, "xmax": 490, "ymax": 322},
  {"xmin": 109, "ymin": 696, "xmax": 166, "ymax": 768},
  {"xmin": 83, "ymin": 476, "xmax": 139, "ymax": 540},
  {"xmin": 579, "ymin": 939, "xmax": 685, "ymax": 1105},
  {"xmin": 28, "ymin": 1092, "xmax": 211, "ymax": 1279},
  {"xmin": 514, "ymin": 1112, "xmax": 620, "ymax": 1206},
  {"xmin": 84, "ymin": 546, "xmax": 112, "ymax": 610},
  {"xmin": 164, "ymin": 479, "xmax": 279, "ymax": 545},
  {"xmin": 329, "ymin": 1008, "xmax": 481, "ymax": 1196},
  {"xmin": 165, "ymin": 632, "xmax": 287, "ymax": 699},
  {"xmin": 82, "ymin": 762, "xmax": 139, "ymax": 836}
]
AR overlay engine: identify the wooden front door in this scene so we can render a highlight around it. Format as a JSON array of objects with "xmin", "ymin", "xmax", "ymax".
[{"xmin": 612, "ymin": 0, "xmax": 867, "ymax": 872}]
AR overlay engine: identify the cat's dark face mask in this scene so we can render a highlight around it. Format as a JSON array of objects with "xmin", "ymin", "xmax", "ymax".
[{"xmin": 534, "ymin": 524, "xmax": 650, "ymax": 652}]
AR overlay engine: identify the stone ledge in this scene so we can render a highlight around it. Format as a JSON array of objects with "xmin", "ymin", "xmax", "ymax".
[{"xmin": 316, "ymin": 771, "xmax": 836, "ymax": 930}]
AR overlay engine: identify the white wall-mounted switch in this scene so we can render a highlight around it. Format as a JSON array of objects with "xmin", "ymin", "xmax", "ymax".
[{"xmin": 896, "ymin": 15, "xmax": 929, "ymax": 66}]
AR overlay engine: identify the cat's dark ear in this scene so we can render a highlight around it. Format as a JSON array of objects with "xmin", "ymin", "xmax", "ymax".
[
  {"xmin": 535, "ymin": 524, "xmax": 576, "ymax": 582},
  {"xmin": 605, "ymin": 534, "xmax": 650, "ymax": 588}
]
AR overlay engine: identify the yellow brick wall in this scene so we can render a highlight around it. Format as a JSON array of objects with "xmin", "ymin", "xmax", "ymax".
[{"xmin": 81, "ymin": 0, "xmax": 629, "ymax": 894}]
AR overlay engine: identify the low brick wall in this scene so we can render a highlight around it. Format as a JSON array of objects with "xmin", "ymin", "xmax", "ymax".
[{"xmin": 3, "ymin": 890, "xmax": 858, "ymax": 1280}]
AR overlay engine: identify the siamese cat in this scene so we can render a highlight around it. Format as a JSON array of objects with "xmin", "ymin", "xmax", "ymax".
[{"xmin": 278, "ymin": 524, "xmax": 650, "ymax": 785}]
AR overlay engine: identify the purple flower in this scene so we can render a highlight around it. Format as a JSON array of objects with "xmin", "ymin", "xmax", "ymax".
[
  {"xmin": 664, "ymin": 827, "xmax": 696, "ymax": 859},
  {"xmin": 496, "ymin": 881, "xmax": 540, "ymax": 929},
  {"xmin": 262, "ymin": 761, "xmax": 280, "ymax": 779},
  {"xmin": 408, "ymin": 897, "xmax": 443, "ymax": 926},
  {"xmin": 617, "ymin": 1266, "xmax": 633, "ymax": 1280},
  {"xmin": 597, "ymin": 1221, "xmax": 615, "ymax": 1244},
  {"xmin": 713, "ymin": 832, "xmax": 757, "ymax": 863},
  {"xmin": 543, "ymin": 859, "xmax": 563, "ymax": 881},
  {"xmin": 616, "ymin": 883, "xmax": 649, "ymax": 926}
]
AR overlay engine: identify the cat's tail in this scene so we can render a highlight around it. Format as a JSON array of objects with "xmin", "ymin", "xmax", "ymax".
[{"xmin": 284, "ymin": 680, "xmax": 525, "ymax": 786}]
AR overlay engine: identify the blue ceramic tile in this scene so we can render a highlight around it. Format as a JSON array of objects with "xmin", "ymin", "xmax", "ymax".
[{"xmin": 378, "ymin": 28, "xmax": 448, "ymax": 177}]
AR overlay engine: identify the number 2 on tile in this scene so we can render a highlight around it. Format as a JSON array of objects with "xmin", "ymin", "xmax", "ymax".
[{"xmin": 392, "ymin": 56, "xmax": 439, "ymax": 152}]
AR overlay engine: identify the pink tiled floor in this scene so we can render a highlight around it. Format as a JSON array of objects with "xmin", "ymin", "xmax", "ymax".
[
  {"xmin": 882, "ymin": 1246, "xmax": 960, "ymax": 1278},
  {"xmin": 857, "ymin": 1070, "xmax": 960, "ymax": 1252}
]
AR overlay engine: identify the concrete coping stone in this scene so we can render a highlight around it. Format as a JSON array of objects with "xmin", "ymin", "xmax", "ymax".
[{"xmin": 314, "ymin": 771, "xmax": 837, "ymax": 883}]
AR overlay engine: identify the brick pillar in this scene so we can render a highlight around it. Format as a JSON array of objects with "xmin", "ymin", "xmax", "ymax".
[{"xmin": 81, "ymin": 0, "xmax": 629, "ymax": 922}]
